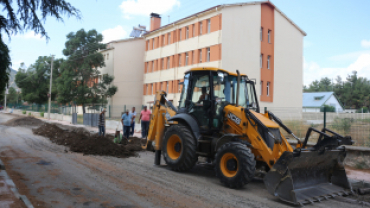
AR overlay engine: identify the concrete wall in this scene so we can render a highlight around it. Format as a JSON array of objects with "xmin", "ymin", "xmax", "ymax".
[
  {"xmin": 221, "ymin": 4, "xmax": 262, "ymax": 96},
  {"xmin": 265, "ymin": 9, "xmax": 304, "ymax": 109}
]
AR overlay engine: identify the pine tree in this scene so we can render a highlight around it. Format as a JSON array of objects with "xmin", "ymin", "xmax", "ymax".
[{"xmin": 57, "ymin": 29, "xmax": 117, "ymax": 113}]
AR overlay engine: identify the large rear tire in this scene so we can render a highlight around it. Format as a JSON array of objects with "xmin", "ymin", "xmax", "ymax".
[
  {"xmin": 162, "ymin": 124, "xmax": 198, "ymax": 171},
  {"xmin": 215, "ymin": 142, "xmax": 256, "ymax": 188}
]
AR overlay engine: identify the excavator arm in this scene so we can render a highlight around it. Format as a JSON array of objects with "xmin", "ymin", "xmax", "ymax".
[{"xmin": 142, "ymin": 91, "xmax": 177, "ymax": 152}]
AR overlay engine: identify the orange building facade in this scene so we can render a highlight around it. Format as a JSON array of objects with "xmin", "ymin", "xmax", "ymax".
[{"xmin": 142, "ymin": 1, "xmax": 305, "ymax": 109}]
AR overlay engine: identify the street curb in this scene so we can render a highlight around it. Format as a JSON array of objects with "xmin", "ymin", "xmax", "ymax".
[{"xmin": 0, "ymin": 161, "xmax": 34, "ymax": 208}]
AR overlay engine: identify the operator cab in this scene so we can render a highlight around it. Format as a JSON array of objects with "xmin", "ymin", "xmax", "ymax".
[{"xmin": 178, "ymin": 67, "xmax": 259, "ymax": 133}]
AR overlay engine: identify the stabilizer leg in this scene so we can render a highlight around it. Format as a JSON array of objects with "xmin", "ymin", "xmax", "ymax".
[{"xmin": 155, "ymin": 150, "xmax": 161, "ymax": 165}]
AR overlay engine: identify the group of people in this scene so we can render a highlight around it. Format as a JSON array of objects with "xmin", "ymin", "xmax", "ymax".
[{"xmin": 98, "ymin": 106, "xmax": 151, "ymax": 139}]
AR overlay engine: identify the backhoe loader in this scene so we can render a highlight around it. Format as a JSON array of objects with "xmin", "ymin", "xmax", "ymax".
[{"xmin": 142, "ymin": 67, "xmax": 353, "ymax": 205}]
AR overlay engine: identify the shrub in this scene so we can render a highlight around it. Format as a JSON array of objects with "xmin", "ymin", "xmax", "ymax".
[
  {"xmin": 356, "ymin": 107, "xmax": 369, "ymax": 113},
  {"xmin": 40, "ymin": 112, "xmax": 44, "ymax": 117},
  {"xmin": 28, "ymin": 112, "xmax": 31, "ymax": 116},
  {"xmin": 22, "ymin": 110, "xmax": 26, "ymax": 114},
  {"xmin": 332, "ymin": 117, "xmax": 353, "ymax": 134}
]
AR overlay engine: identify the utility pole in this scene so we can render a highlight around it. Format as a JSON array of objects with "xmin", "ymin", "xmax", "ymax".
[{"xmin": 48, "ymin": 55, "xmax": 54, "ymax": 120}]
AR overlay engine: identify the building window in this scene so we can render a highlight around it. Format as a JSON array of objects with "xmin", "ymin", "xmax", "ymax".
[
  {"xmin": 260, "ymin": 27, "xmax": 263, "ymax": 41},
  {"xmin": 152, "ymin": 38, "xmax": 155, "ymax": 49},
  {"xmin": 260, "ymin": 81, "xmax": 263, "ymax": 95},
  {"xmin": 268, "ymin": 30, "xmax": 271, "ymax": 43},
  {"xmin": 206, "ymin": 47, "xmax": 210, "ymax": 62},
  {"xmin": 199, "ymin": 49, "xmax": 202, "ymax": 63},
  {"xmin": 267, "ymin": 55, "xmax": 270, "ymax": 69},
  {"xmin": 267, "ymin": 82, "xmax": 270, "ymax": 96},
  {"xmin": 178, "ymin": 54, "xmax": 181, "ymax": 66},
  {"xmin": 185, "ymin": 52, "xmax": 188, "ymax": 66},
  {"xmin": 207, "ymin": 19, "xmax": 211, "ymax": 33},
  {"xmin": 199, "ymin": 22, "xmax": 203, "ymax": 35},
  {"xmin": 192, "ymin": 51, "xmax": 195, "ymax": 64},
  {"xmin": 152, "ymin": 61, "xmax": 154, "ymax": 71},
  {"xmin": 260, "ymin": 54, "xmax": 263, "ymax": 68},
  {"xmin": 161, "ymin": 58, "xmax": 164, "ymax": 70},
  {"xmin": 192, "ymin": 24, "xmax": 195, "ymax": 37},
  {"xmin": 168, "ymin": 33, "xmax": 171, "ymax": 44},
  {"xmin": 162, "ymin": 35, "xmax": 165, "ymax": 46},
  {"xmin": 166, "ymin": 82, "xmax": 169, "ymax": 92},
  {"xmin": 152, "ymin": 84, "xmax": 154, "ymax": 94},
  {"xmin": 179, "ymin": 29, "xmax": 182, "ymax": 41},
  {"xmin": 147, "ymin": 41, "xmax": 150, "ymax": 50},
  {"xmin": 186, "ymin": 27, "xmax": 189, "ymax": 39},
  {"xmin": 167, "ymin": 57, "xmax": 170, "ymax": 69}
]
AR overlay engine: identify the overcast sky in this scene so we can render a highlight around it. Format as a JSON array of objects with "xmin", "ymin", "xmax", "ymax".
[{"xmin": 4, "ymin": 0, "xmax": 370, "ymax": 86}]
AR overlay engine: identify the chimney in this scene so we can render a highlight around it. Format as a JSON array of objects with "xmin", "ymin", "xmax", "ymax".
[{"xmin": 150, "ymin": 13, "xmax": 161, "ymax": 31}]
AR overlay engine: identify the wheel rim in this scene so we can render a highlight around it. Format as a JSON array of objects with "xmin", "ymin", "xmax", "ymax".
[
  {"xmin": 220, "ymin": 152, "xmax": 238, "ymax": 177},
  {"xmin": 167, "ymin": 134, "xmax": 182, "ymax": 160}
]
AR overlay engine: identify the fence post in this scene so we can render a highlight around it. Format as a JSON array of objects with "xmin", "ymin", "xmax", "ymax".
[
  {"xmin": 109, "ymin": 105, "xmax": 111, "ymax": 118},
  {"xmin": 323, "ymin": 106, "xmax": 327, "ymax": 129}
]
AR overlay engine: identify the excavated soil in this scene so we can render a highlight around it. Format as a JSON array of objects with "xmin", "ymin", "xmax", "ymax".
[
  {"xmin": 2, "ymin": 116, "xmax": 44, "ymax": 127},
  {"xmin": 32, "ymin": 123, "xmax": 142, "ymax": 158}
]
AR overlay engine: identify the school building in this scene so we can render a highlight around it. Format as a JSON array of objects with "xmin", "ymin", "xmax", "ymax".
[{"xmin": 142, "ymin": 1, "xmax": 306, "ymax": 109}]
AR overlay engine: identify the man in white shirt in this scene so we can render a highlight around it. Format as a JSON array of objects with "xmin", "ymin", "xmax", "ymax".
[{"xmin": 129, "ymin": 107, "xmax": 136, "ymax": 136}]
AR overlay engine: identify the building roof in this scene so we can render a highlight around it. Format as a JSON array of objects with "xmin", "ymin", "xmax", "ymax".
[
  {"xmin": 144, "ymin": 1, "xmax": 306, "ymax": 37},
  {"xmin": 303, "ymin": 92, "xmax": 337, "ymax": 108}
]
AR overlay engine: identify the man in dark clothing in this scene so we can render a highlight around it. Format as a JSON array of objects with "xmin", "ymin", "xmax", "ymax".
[{"xmin": 99, "ymin": 108, "xmax": 106, "ymax": 136}]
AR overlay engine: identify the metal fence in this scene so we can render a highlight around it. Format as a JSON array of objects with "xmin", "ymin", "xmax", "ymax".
[{"xmin": 266, "ymin": 107, "xmax": 370, "ymax": 147}]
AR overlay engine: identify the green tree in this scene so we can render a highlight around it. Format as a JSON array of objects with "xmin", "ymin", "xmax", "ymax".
[
  {"xmin": 6, "ymin": 87, "xmax": 18, "ymax": 104},
  {"xmin": 318, "ymin": 77, "xmax": 332, "ymax": 91},
  {"xmin": 57, "ymin": 29, "xmax": 117, "ymax": 113},
  {"xmin": 0, "ymin": 0, "xmax": 80, "ymax": 98},
  {"xmin": 15, "ymin": 56, "xmax": 61, "ymax": 105}
]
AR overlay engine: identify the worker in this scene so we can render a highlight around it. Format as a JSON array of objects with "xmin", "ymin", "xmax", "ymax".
[
  {"xmin": 98, "ymin": 108, "xmax": 106, "ymax": 136},
  {"xmin": 139, "ymin": 106, "xmax": 151, "ymax": 138},
  {"xmin": 121, "ymin": 110, "xmax": 132, "ymax": 139},
  {"xmin": 129, "ymin": 107, "xmax": 136, "ymax": 136},
  {"xmin": 197, "ymin": 87, "xmax": 209, "ymax": 103}
]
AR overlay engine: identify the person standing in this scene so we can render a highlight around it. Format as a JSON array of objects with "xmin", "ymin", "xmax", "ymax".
[
  {"xmin": 129, "ymin": 107, "xmax": 136, "ymax": 136},
  {"xmin": 99, "ymin": 108, "xmax": 106, "ymax": 136},
  {"xmin": 121, "ymin": 110, "xmax": 132, "ymax": 139},
  {"xmin": 139, "ymin": 106, "xmax": 151, "ymax": 138}
]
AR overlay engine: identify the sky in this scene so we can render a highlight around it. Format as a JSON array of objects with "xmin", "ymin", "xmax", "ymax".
[{"xmin": 4, "ymin": 0, "xmax": 370, "ymax": 86}]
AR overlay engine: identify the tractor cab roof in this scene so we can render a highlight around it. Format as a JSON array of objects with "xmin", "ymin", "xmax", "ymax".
[{"xmin": 186, "ymin": 67, "xmax": 247, "ymax": 77}]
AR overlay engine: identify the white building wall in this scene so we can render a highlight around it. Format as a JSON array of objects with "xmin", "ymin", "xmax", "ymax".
[
  {"xmin": 221, "ymin": 5, "xmax": 261, "ymax": 96},
  {"xmin": 303, "ymin": 108, "xmax": 320, "ymax": 113},
  {"xmin": 325, "ymin": 95, "xmax": 344, "ymax": 112},
  {"xmin": 264, "ymin": 10, "xmax": 304, "ymax": 109}
]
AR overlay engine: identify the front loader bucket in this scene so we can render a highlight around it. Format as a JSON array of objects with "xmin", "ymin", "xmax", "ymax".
[{"xmin": 264, "ymin": 148, "xmax": 352, "ymax": 205}]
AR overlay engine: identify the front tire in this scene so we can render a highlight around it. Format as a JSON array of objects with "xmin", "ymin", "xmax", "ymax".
[
  {"xmin": 215, "ymin": 142, "xmax": 256, "ymax": 188},
  {"xmin": 162, "ymin": 124, "xmax": 198, "ymax": 171}
]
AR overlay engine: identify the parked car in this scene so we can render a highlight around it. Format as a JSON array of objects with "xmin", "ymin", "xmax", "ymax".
[{"xmin": 0, "ymin": 105, "xmax": 3, "ymax": 110}]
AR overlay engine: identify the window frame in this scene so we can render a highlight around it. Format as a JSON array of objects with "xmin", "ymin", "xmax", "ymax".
[
  {"xmin": 260, "ymin": 81, "xmax": 263, "ymax": 96},
  {"xmin": 186, "ymin": 26, "xmax": 189, "ymax": 39},
  {"xmin": 207, "ymin": 19, "xmax": 211, "ymax": 33},
  {"xmin": 161, "ymin": 58, "xmax": 164, "ymax": 70},
  {"xmin": 267, "ymin": 82, "xmax": 270, "ymax": 96},
  {"xmin": 199, "ymin": 22, "xmax": 203, "ymax": 35},
  {"xmin": 167, "ymin": 57, "xmax": 170, "ymax": 69},
  {"xmin": 192, "ymin": 24, "xmax": 195, "ymax": 37},
  {"xmin": 268, "ymin": 30, "xmax": 271, "ymax": 43},
  {"xmin": 168, "ymin": 33, "xmax": 171, "ymax": 44},
  {"xmin": 178, "ymin": 54, "xmax": 181, "ymax": 66},
  {"xmin": 185, "ymin": 52, "xmax": 189, "ymax": 66},
  {"xmin": 152, "ymin": 38, "xmax": 155, "ymax": 49},
  {"xmin": 260, "ymin": 27, "xmax": 263, "ymax": 41},
  {"xmin": 199, "ymin": 49, "xmax": 202, "ymax": 63},
  {"xmin": 267, "ymin": 55, "xmax": 270, "ymax": 69},
  {"xmin": 260, "ymin": 54, "xmax": 263, "ymax": 68},
  {"xmin": 179, "ymin": 29, "xmax": 182, "ymax": 41},
  {"xmin": 206, "ymin": 47, "xmax": 210, "ymax": 62}
]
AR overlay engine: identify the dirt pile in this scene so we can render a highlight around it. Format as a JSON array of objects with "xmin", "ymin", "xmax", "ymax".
[
  {"xmin": 32, "ymin": 123, "xmax": 142, "ymax": 158},
  {"xmin": 3, "ymin": 116, "xmax": 44, "ymax": 127}
]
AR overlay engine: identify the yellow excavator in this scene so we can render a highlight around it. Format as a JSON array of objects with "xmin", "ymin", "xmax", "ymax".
[{"xmin": 142, "ymin": 67, "xmax": 353, "ymax": 205}]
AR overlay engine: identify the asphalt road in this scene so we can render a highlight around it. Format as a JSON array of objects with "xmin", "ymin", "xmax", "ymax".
[{"xmin": 0, "ymin": 113, "xmax": 366, "ymax": 208}]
